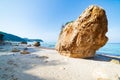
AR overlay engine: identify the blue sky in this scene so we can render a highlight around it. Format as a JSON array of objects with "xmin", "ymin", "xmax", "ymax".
[{"xmin": 0, "ymin": 0, "xmax": 120, "ymax": 43}]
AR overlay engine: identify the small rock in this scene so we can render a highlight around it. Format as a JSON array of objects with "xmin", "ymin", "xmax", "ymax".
[
  {"xmin": 21, "ymin": 41, "xmax": 27, "ymax": 44},
  {"xmin": 11, "ymin": 48, "xmax": 20, "ymax": 52},
  {"xmin": 27, "ymin": 44, "xmax": 31, "ymax": 47},
  {"xmin": 33, "ymin": 42, "xmax": 41, "ymax": 47},
  {"xmin": 20, "ymin": 50, "xmax": 30, "ymax": 54},
  {"xmin": 110, "ymin": 59, "xmax": 120, "ymax": 64},
  {"xmin": 36, "ymin": 56, "xmax": 49, "ymax": 59}
]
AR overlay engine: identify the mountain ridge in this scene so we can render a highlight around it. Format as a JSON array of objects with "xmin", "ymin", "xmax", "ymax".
[{"xmin": 0, "ymin": 31, "xmax": 43, "ymax": 42}]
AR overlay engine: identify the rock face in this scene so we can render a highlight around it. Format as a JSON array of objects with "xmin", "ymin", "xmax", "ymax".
[{"xmin": 55, "ymin": 5, "xmax": 108, "ymax": 58}]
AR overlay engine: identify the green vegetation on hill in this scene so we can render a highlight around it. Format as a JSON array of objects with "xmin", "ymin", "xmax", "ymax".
[
  {"xmin": 0, "ymin": 31, "xmax": 43, "ymax": 42},
  {"xmin": 0, "ymin": 34, "xmax": 4, "ymax": 42},
  {"xmin": 0, "ymin": 31, "xmax": 26, "ymax": 42}
]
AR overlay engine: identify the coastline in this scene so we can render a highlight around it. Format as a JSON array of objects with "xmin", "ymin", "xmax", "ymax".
[{"xmin": 0, "ymin": 45, "xmax": 120, "ymax": 80}]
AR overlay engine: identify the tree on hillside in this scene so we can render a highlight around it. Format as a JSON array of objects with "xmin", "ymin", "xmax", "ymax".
[
  {"xmin": 60, "ymin": 21, "xmax": 74, "ymax": 35},
  {"xmin": 65, "ymin": 21, "xmax": 74, "ymax": 26},
  {"xmin": 0, "ymin": 34, "xmax": 4, "ymax": 43}
]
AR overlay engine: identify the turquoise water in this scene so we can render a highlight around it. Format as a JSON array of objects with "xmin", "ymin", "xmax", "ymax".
[
  {"xmin": 97, "ymin": 43, "xmax": 120, "ymax": 56},
  {"xmin": 1, "ymin": 42, "xmax": 120, "ymax": 56},
  {"xmin": 41, "ymin": 42, "xmax": 120, "ymax": 56},
  {"xmin": 41, "ymin": 42, "xmax": 56, "ymax": 48}
]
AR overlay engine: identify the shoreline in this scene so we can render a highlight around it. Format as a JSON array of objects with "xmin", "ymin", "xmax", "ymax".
[
  {"xmin": 0, "ymin": 44, "xmax": 120, "ymax": 59},
  {"xmin": 39, "ymin": 47, "xmax": 120, "ymax": 58},
  {"xmin": 0, "ymin": 45, "xmax": 120, "ymax": 80}
]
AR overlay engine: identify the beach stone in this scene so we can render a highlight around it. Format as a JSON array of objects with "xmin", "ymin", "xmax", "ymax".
[
  {"xmin": 11, "ymin": 48, "xmax": 20, "ymax": 52},
  {"xmin": 55, "ymin": 5, "xmax": 108, "ymax": 58},
  {"xmin": 110, "ymin": 59, "xmax": 120, "ymax": 64},
  {"xmin": 20, "ymin": 50, "xmax": 30, "ymax": 54},
  {"xmin": 27, "ymin": 44, "xmax": 31, "ymax": 47},
  {"xmin": 33, "ymin": 42, "xmax": 41, "ymax": 47},
  {"xmin": 21, "ymin": 41, "xmax": 27, "ymax": 44}
]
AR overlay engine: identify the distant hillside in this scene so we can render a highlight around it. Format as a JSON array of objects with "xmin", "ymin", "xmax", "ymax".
[
  {"xmin": 0, "ymin": 31, "xmax": 43, "ymax": 42},
  {"xmin": 0, "ymin": 31, "xmax": 26, "ymax": 42}
]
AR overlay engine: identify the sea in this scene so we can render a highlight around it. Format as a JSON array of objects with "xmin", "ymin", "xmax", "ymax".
[
  {"xmin": 0, "ymin": 42, "xmax": 120, "ymax": 56},
  {"xmin": 96, "ymin": 43, "xmax": 120, "ymax": 56},
  {"xmin": 40, "ymin": 42, "xmax": 120, "ymax": 56}
]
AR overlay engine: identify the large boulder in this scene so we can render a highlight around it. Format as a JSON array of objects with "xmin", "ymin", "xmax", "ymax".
[{"xmin": 55, "ymin": 5, "xmax": 108, "ymax": 58}]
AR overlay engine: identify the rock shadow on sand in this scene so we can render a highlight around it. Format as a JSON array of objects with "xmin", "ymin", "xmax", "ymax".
[{"xmin": 87, "ymin": 52, "xmax": 120, "ymax": 62}]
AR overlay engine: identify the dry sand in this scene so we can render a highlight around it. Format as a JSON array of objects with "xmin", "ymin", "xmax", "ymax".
[{"xmin": 0, "ymin": 47, "xmax": 120, "ymax": 80}]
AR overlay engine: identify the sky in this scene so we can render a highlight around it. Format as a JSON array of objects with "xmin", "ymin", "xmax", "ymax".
[{"xmin": 0, "ymin": 0, "xmax": 120, "ymax": 43}]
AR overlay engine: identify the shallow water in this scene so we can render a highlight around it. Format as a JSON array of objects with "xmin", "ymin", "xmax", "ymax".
[
  {"xmin": 97, "ymin": 43, "xmax": 120, "ymax": 56},
  {"xmin": 0, "ymin": 42, "xmax": 120, "ymax": 56},
  {"xmin": 0, "ymin": 43, "xmax": 27, "ymax": 55},
  {"xmin": 40, "ymin": 42, "xmax": 120, "ymax": 56}
]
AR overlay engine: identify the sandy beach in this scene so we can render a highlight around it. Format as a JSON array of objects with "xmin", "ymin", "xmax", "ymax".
[
  {"xmin": 0, "ymin": 45, "xmax": 120, "ymax": 80},
  {"xmin": 1, "ymin": 0, "xmax": 120, "ymax": 80}
]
